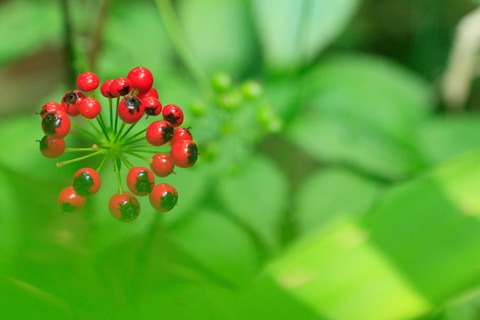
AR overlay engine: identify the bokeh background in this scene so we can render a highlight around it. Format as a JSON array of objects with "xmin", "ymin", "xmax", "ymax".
[{"xmin": 2, "ymin": 0, "xmax": 480, "ymax": 319}]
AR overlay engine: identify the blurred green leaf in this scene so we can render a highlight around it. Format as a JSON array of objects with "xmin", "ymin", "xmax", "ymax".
[
  {"xmin": 0, "ymin": 0, "xmax": 61, "ymax": 64},
  {"xmin": 419, "ymin": 114, "xmax": 480, "ymax": 166},
  {"xmin": 295, "ymin": 167, "xmax": 381, "ymax": 235},
  {"xmin": 289, "ymin": 53, "xmax": 433, "ymax": 180},
  {"xmin": 252, "ymin": 0, "xmax": 360, "ymax": 71},
  {"xmin": 168, "ymin": 209, "xmax": 262, "ymax": 286},
  {"xmin": 216, "ymin": 155, "xmax": 288, "ymax": 251},
  {"xmin": 0, "ymin": 169, "xmax": 20, "ymax": 274},
  {"xmin": 178, "ymin": 0, "xmax": 256, "ymax": 76},
  {"xmin": 256, "ymin": 149, "xmax": 480, "ymax": 320}
]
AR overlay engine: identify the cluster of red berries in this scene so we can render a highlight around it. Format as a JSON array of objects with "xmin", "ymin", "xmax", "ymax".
[{"xmin": 38, "ymin": 67, "xmax": 198, "ymax": 222}]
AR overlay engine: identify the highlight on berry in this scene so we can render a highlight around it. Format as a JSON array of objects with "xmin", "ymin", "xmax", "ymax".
[{"xmin": 37, "ymin": 67, "xmax": 199, "ymax": 221}]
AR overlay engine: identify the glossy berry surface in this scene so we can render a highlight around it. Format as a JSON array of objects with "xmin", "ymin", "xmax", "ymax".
[
  {"xmin": 127, "ymin": 67, "xmax": 153, "ymax": 92},
  {"xmin": 118, "ymin": 96, "xmax": 144, "ymax": 124},
  {"xmin": 109, "ymin": 192, "xmax": 140, "ymax": 222},
  {"xmin": 58, "ymin": 186, "xmax": 85, "ymax": 213},
  {"xmin": 62, "ymin": 90, "xmax": 85, "ymax": 116},
  {"xmin": 162, "ymin": 104, "xmax": 184, "ymax": 127},
  {"xmin": 72, "ymin": 168, "xmax": 101, "ymax": 197},
  {"xmin": 77, "ymin": 72, "xmax": 99, "ymax": 92},
  {"xmin": 149, "ymin": 183, "xmax": 178, "ymax": 212},
  {"xmin": 78, "ymin": 97, "xmax": 101, "ymax": 119},
  {"xmin": 142, "ymin": 96, "xmax": 162, "ymax": 116},
  {"xmin": 171, "ymin": 140, "xmax": 198, "ymax": 168},
  {"xmin": 150, "ymin": 154, "xmax": 174, "ymax": 177},
  {"xmin": 39, "ymin": 136, "xmax": 65, "ymax": 158},
  {"xmin": 110, "ymin": 77, "xmax": 132, "ymax": 96},
  {"xmin": 126, "ymin": 167, "xmax": 155, "ymax": 196},
  {"xmin": 41, "ymin": 110, "xmax": 71, "ymax": 139},
  {"xmin": 40, "ymin": 102, "xmax": 64, "ymax": 119},
  {"xmin": 136, "ymin": 87, "xmax": 159, "ymax": 100},
  {"xmin": 100, "ymin": 79, "xmax": 115, "ymax": 98},
  {"xmin": 146, "ymin": 120, "xmax": 173, "ymax": 146},
  {"xmin": 170, "ymin": 127, "xmax": 193, "ymax": 146}
]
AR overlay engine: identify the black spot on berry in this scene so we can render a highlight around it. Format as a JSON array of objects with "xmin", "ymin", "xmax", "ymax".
[
  {"xmin": 160, "ymin": 191, "xmax": 178, "ymax": 211},
  {"xmin": 164, "ymin": 112, "xmax": 182, "ymax": 126},
  {"xmin": 118, "ymin": 200, "xmax": 139, "ymax": 221},
  {"xmin": 187, "ymin": 143, "xmax": 198, "ymax": 164},
  {"xmin": 135, "ymin": 170, "xmax": 153, "ymax": 194},
  {"xmin": 162, "ymin": 124, "xmax": 174, "ymax": 142},
  {"xmin": 124, "ymin": 97, "xmax": 141, "ymax": 115},
  {"xmin": 119, "ymin": 85, "xmax": 131, "ymax": 96},
  {"xmin": 42, "ymin": 113, "xmax": 62, "ymax": 135},
  {"xmin": 64, "ymin": 92, "xmax": 79, "ymax": 105},
  {"xmin": 61, "ymin": 202, "xmax": 77, "ymax": 213},
  {"xmin": 39, "ymin": 136, "xmax": 49, "ymax": 150},
  {"xmin": 73, "ymin": 172, "xmax": 95, "ymax": 196}
]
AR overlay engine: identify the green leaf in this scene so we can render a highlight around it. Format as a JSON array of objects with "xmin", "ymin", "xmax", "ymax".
[
  {"xmin": 216, "ymin": 155, "xmax": 288, "ymax": 251},
  {"xmin": 251, "ymin": 0, "xmax": 360, "ymax": 71},
  {"xmin": 168, "ymin": 209, "xmax": 262, "ymax": 287},
  {"xmin": 295, "ymin": 167, "xmax": 381, "ymax": 235},
  {"xmin": 289, "ymin": 53, "xmax": 433, "ymax": 180},
  {"xmin": 255, "ymin": 149, "xmax": 480, "ymax": 319},
  {"xmin": 0, "ymin": 0, "xmax": 61, "ymax": 64},
  {"xmin": 419, "ymin": 114, "xmax": 480, "ymax": 166},
  {"xmin": 179, "ymin": 0, "xmax": 255, "ymax": 76}
]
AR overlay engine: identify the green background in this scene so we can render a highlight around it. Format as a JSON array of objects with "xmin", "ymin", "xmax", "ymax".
[{"xmin": 2, "ymin": 0, "xmax": 480, "ymax": 319}]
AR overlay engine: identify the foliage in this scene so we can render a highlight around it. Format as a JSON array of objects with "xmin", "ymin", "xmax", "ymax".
[{"xmin": 2, "ymin": 0, "xmax": 480, "ymax": 319}]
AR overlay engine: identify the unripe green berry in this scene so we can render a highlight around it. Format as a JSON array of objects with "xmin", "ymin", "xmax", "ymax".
[
  {"xmin": 241, "ymin": 80, "xmax": 262, "ymax": 100},
  {"xmin": 211, "ymin": 72, "xmax": 232, "ymax": 92}
]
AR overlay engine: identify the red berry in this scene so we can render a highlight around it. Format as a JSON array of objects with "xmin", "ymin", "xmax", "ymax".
[
  {"xmin": 109, "ymin": 192, "xmax": 140, "ymax": 222},
  {"xmin": 100, "ymin": 79, "xmax": 116, "ymax": 98},
  {"xmin": 127, "ymin": 67, "xmax": 154, "ymax": 92},
  {"xmin": 171, "ymin": 140, "xmax": 198, "ymax": 168},
  {"xmin": 149, "ymin": 183, "xmax": 178, "ymax": 212},
  {"xmin": 39, "ymin": 102, "xmax": 64, "ymax": 119},
  {"xmin": 39, "ymin": 135, "xmax": 65, "ymax": 158},
  {"xmin": 142, "ymin": 96, "xmax": 162, "ymax": 117},
  {"xmin": 118, "ymin": 96, "xmax": 145, "ymax": 124},
  {"xmin": 76, "ymin": 72, "xmax": 99, "ymax": 92},
  {"xmin": 58, "ymin": 186, "xmax": 86, "ymax": 213},
  {"xmin": 126, "ymin": 167, "xmax": 155, "ymax": 196},
  {"xmin": 41, "ymin": 110, "xmax": 70, "ymax": 139},
  {"xmin": 136, "ymin": 87, "xmax": 159, "ymax": 100},
  {"xmin": 162, "ymin": 104, "xmax": 184, "ymax": 127},
  {"xmin": 150, "ymin": 154, "xmax": 174, "ymax": 177},
  {"xmin": 62, "ymin": 90, "xmax": 85, "ymax": 116},
  {"xmin": 170, "ymin": 127, "xmax": 193, "ymax": 146},
  {"xmin": 146, "ymin": 120, "xmax": 173, "ymax": 146},
  {"xmin": 78, "ymin": 97, "xmax": 101, "ymax": 119},
  {"xmin": 110, "ymin": 77, "xmax": 132, "ymax": 96},
  {"xmin": 72, "ymin": 168, "xmax": 101, "ymax": 197}
]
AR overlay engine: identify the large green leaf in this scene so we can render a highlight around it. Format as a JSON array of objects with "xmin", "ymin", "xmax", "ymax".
[
  {"xmin": 178, "ymin": 0, "xmax": 256, "ymax": 76},
  {"xmin": 419, "ymin": 114, "xmax": 480, "ymax": 166},
  {"xmin": 216, "ymin": 155, "xmax": 289, "ymax": 251},
  {"xmin": 168, "ymin": 209, "xmax": 262, "ymax": 286},
  {"xmin": 248, "ymin": 149, "xmax": 480, "ymax": 320},
  {"xmin": 289, "ymin": 53, "xmax": 433, "ymax": 180},
  {"xmin": 295, "ymin": 167, "xmax": 381, "ymax": 235},
  {"xmin": 251, "ymin": 0, "xmax": 360, "ymax": 71},
  {"xmin": 0, "ymin": 0, "xmax": 61, "ymax": 64}
]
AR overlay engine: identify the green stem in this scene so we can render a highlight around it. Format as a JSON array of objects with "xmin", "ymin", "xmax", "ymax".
[
  {"xmin": 115, "ymin": 122, "xmax": 127, "ymax": 143},
  {"xmin": 119, "ymin": 155, "xmax": 133, "ymax": 170},
  {"xmin": 120, "ymin": 121, "xmax": 139, "ymax": 142},
  {"xmin": 96, "ymin": 154, "xmax": 109, "ymax": 172},
  {"xmin": 109, "ymin": 98, "xmax": 113, "ymax": 129},
  {"xmin": 85, "ymin": 118, "xmax": 102, "ymax": 136},
  {"xmin": 125, "ymin": 151, "xmax": 152, "ymax": 163},
  {"xmin": 56, "ymin": 150, "xmax": 103, "ymax": 167},
  {"xmin": 114, "ymin": 97, "xmax": 120, "ymax": 133},
  {"xmin": 113, "ymin": 155, "xmax": 123, "ymax": 194},
  {"xmin": 127, "ymin": 149, "xmax": 168, "ymax": 154},
  {"xmin": 154, "ymin": 0, "xmax": 210, "ymax": 96},
  {"xmin": 64, "ymin": 147, "xmax": 99, "ymax": 152},
  {"xmin": 96, "ymin": 114, "xmax": 111, "ymax": 141},
  {"xmin": 70, "ymin": 130, "xmax": 97, "ymax": 143},
  {"xmin": 71, "ymin": 122, "xmax": 98, "ymax": 141},
  {"xmin": 123, "ymin": 128, "xmax": 147, "ymax": 144}
]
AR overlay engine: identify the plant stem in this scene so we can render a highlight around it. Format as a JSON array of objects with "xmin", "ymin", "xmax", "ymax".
[
  {"xmin": 71, "ymin": 122, "xmax": 98, "ymax": 141},
  {"xmin": 64, "ymin": 147, "xmax": 99, "ymax": 152},
  {"xmin": 120, "ymin": 121, "xmax": 139, "ymax": 141},
  {"xmin": 125, "ymin": 151, "xmax": 152, "ymax": 163},
  {"xmin": 96, "ymin": 154, "xmax": 109, "ymax": 172},
  {"xmin": 56, "ymin": 150, "xmax": 103, "ymax": 167},
  {"xmin": 113, "ymin": 156, "xmax": 123, "ymax": 194},
  {"xmin": 123, "ymin": 128, "xmax": 148, "ymax": 144}
]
